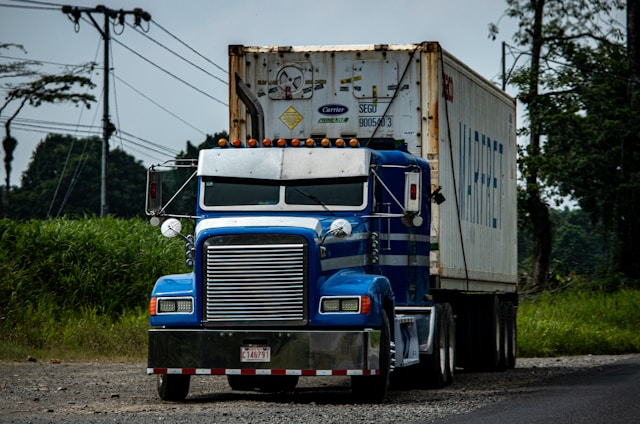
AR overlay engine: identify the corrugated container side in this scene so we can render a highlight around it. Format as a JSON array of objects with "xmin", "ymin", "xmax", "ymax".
[{"xmin": 424, "ymin": 45, "xmax": 517, "ymax": 292}]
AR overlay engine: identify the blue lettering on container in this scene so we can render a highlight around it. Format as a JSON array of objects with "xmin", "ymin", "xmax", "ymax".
[{"xmin": 458, "ymin": 123, "xmax": 504, "ymax": 229}]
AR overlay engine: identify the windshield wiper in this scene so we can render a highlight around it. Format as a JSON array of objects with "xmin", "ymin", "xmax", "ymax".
[{"xmin": 294, "ymin": 188, "xmax": 335, "ymax": 216}]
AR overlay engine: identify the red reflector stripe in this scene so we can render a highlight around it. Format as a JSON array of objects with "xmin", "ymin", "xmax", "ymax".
[{"xmin": 147, "ymin": 368, "xmax": 378, "ymax": 376}]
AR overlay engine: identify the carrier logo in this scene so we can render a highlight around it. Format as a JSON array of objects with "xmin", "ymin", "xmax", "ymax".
[{"xmin": 318, "ymin": 104, "xmax": 348, "ymax": 115}]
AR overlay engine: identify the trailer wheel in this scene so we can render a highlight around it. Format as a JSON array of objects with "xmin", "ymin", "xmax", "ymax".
[
  {"xmin": 443, "ymin": 303, "xmax": 456, "ymax": 385},
  {"xmin": 157, "ymin": 374, "xmax": 190, "ymax": 401},
  {"xmin": 351, "ymin": 309, "xmax": 391, "ymax": 403},
  {"xmin": 505, "ymin": 301, "xmax": 517, "ymax": 369}
]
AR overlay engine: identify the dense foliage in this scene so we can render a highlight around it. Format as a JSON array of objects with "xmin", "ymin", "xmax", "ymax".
[
  {"xmin": 2, "ymin": 134, "xmax": 147, "ymax": 218},
  {"xmin": 492, "ymin": 0, "xmax": 640, "ymax": 287},
  {"xmin": 0, "ymin": 217, "xmax": 186, "ymax": 320}
]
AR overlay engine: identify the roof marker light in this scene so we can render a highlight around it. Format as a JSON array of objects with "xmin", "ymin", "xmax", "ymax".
[
  {"xmin": 277, "ymin": 138, "xmax": 287, "ymax": 147},
  {"xmin": 247, "ymin": 138, "xmax": 258, "ymax": 148},
  {"xmin": 262, "ymin": 138, "xmax": 272, "ymax": 147},
  {"xmin": 217, "ymin": 138, "xmax": 228, "ymax": 147},
  {"xmin": 305, "ymin": 138, "xmax": 315, "ymax": 147},
  {"xmin": 291, "ymin": 138, "xmax": 301, "ymax": 147},
  {"xmin": 335, "ymin": 138, "xmax": 345, "ymax": 148},
  {"xmin": 349, "ymin": 138, "xmax": 360, "ymax": 148},
  {"xmin": 321, "ymin": 138, "xmax": 330, "ymax": 147},
  {"xmin": 232, "ymin": 138, "xmax": 242, "ymax": 147}
]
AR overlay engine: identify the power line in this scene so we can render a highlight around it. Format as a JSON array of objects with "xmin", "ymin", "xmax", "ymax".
[
  {"xmin": 110, "ymin": 36, "xmax": 228, "ymax": 106},
  {"xmin": 1, "ymin": 116, "xmax": 182, "ymax": 156},
  {"xmin": 127, "ymin": 21, "xmax": 227, "ymax": 86},
  {"xmin": 151, "ymin": 18, "xmax": 227, "ymax": 75},
  {"xmin": 0, "ymin": 2, "xmax": 58, "ymax": 10},
  {"xmin": 111, "ymin": 72, "xmax": 207, "ymax": 136}
]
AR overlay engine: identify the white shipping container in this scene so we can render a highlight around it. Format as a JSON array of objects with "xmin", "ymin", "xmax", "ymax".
[{"xmin": 229, "ymin": 42, "xmax": 517, "ymax": 293}]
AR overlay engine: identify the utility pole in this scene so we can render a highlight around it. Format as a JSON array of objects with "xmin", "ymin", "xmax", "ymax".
[{"xmin": 62, "ymin": 5, "xmax": 151, "ymax": 217}]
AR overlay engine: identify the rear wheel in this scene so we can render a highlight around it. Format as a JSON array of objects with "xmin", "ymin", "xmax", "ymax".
[
  {"xmin": 504, "ymin": 301, "xmax": 517, "ymax": 369},
  {"xmin": 420, "ymin": 303, "xmax": 448, "ymax": 388},
  {"xmin": 352, "ymin": 309, "xmax": 391, "ymax": 403},
  {"xmin": 157, "ymin": 374, "xmax": 190, "ymax": 401},
  {"xmin": 443, "ymin": 303, "xmax": 456, "ymax": 385}
]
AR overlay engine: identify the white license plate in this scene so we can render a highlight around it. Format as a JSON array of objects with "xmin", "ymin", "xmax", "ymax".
[{"xmin": 240, "ymin": 346, "xmax": 271, "ymax": 363}]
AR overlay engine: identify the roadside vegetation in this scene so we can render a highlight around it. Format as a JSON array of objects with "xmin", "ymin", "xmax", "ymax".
[{"xmin": 0, "ymin": 217, "xmax": 639, "ymax": 362}]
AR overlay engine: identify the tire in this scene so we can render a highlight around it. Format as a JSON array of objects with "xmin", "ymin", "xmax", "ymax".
[
  {"xmin": 352, "ymin": 309, "xmax": 391, "ymax": 403},
  {"xmin": 420, "ymin": 303, "xmax": 448, "ymax": 388},
  {"xmin": 483, "ymin": 295, "xmax": 503, "ymax": 371},
  {"xmin": 443, "ymin": 303, "xmax": 456, "ymax": 385},
  {"xmin": 505, "ymin": 301, "xmax": 517, "ymax": 369},
  {"xmin": 157, "ymin": 374, "xmax": 190, "ymax": 401}
]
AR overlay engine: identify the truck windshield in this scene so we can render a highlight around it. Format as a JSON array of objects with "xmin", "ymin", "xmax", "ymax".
[{"xmin": 201, "ymin": 177, "xmax": 366, "ymax": 209}]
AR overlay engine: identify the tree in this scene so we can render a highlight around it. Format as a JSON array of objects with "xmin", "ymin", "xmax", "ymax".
[
  {"xmin": 6, "ymin": 134, "xmax": 146, "ymax": 219},
  {"xmin": 491, "ymin": 0, "xmax": 626, "ymax": 289},
  {"xmin": 0, "ymin": 43, "xmax": 95, "ymax": 208}
]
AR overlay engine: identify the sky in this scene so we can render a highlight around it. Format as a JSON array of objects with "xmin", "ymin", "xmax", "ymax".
[{"xmin": 0, "ymin": 0, "xmax": 519, "ymax": 188}]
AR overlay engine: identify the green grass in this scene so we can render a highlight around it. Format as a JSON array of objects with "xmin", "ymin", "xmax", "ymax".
[
  {"xmin": 0, "ymin": 217, "xmax": 185, "ymax": 362},
  {"xmin": 0, "ymin": 217, "xmax": 639, "ymax": 361},
  {"xmin": 517, "ymin": 289, "xmax": 640, "ymax": 357}
]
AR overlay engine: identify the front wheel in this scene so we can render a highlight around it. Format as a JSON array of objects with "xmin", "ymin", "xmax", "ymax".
[
  {"xmin": 351, "ymin": 309, "xmax": 391, "ymax": 403},
  {"xmin": 157, "ymin": 374, "xmax": 190, "ymax": 401}
]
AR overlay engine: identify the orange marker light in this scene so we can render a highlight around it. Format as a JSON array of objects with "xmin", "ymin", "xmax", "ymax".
[
  {"xmin": 263, "ymin": 138, "xmax": 272, "ymax": 147},
  {"xmin": 291, "ymin": 138, "xmax": 301, "ymax": 147},
  {"xmin": 360, "ymin": 296, "xmax": 371, "ymax": 314},
  {"xmin": 277, "ymin": 138, "xmax": 287, "ymax": 147},
  {"xmin": 321, "ymin": 138, "xmax": 331, "ymax": 147},
  {"xmin": 218, "ymin": 138, "xmax": 228, "ymax": 147},
  {"xmin": 335, "ymin": 138, "xmax": 345, "ymax": 148},
  {"xmin": 305, "ymin": 138, "xmax": 315, "ymax": 147},
  {"xmin": 349, "ymin": 138, "xmax": 359, "ymax": 148},
  {"xmin": 232, "ymin": 138, "xmax": 242, "ymax": 147},
  {"xmin": 149, "ymin": 297, "xmax": 157, "ymax": 316},
  {"xmin": 247, "ymin": 138, "xmax": 258, "ymax": 147}
]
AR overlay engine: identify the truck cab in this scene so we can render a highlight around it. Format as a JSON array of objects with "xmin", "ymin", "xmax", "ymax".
[{"xmin": 146, "ymin": 139, "xmax": 443, "ymax": 402}]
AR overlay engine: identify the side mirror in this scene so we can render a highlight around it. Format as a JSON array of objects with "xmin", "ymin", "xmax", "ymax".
[
  {"xmin": 160, "ymin": 218, "xmax": 182, "ymax": 239},
  {"xmin": 146, "ymin": 168, "xmax": 163, "ymax": 216},
  {"xmin": 404, "ymin": 172, "xmax": 421, "ymax": 213}
]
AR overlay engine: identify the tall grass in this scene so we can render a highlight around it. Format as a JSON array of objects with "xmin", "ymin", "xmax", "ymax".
[
  {"xmin": 0, "ymin": 217, "xmax": 186, "ymax": 360},
  {"xmin": 1, "ymin": 217, "xmax": 639, "ymax": 361},
  {"xmin": 517, "ymin": 289, "xmax": 640, "ymax": 357}
]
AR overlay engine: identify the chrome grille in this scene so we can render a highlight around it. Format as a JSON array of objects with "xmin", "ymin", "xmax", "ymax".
[{"xmin": 204, "ymin": 237, "xmax": 307, "ymax": 325}]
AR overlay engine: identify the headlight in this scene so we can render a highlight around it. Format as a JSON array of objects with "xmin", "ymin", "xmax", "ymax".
[
  {"xmin": 320, "ymin": 296, "xmax": 371, "ymax": 314},
  {"xmin": 150, "ymin": 297, "xmax": 194, "ymax": 315}
]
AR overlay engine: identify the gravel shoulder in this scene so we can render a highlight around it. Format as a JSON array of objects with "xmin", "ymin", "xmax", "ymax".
[{"xmin": 0, "ymin": 354, "xmax": 636, "ymax": 424}]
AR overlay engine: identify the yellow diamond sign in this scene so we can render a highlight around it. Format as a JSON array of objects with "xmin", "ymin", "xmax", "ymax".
[{"xmin": 279, "ymin": 106, "xmax": 303, "ymax": 130}]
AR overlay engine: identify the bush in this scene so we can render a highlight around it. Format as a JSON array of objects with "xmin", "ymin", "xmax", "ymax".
[
  {"xmin": 518, "ymin": 289, "xmax": 640, "ymax": 357},
  {"xmin": 0, "ymin": 217, "xmax": 187, "ymax": 360}
]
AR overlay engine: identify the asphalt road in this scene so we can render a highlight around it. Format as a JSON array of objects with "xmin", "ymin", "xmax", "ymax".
[{"xmin": 432, "ymin": 354, "xmax": 640, "ymax": 424}]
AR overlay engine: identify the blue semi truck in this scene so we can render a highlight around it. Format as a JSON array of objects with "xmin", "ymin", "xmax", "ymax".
[{"xmin": 145, "ymin": 42, "xmax": 518, "ymax": 403}]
